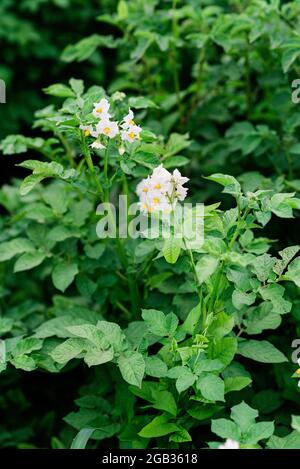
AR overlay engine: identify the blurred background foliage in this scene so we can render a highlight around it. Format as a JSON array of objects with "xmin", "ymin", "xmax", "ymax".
[
  {"xmin": 3, "ymin": 0, "xmax": 300, "ymax": 184},
  {"xmin": 2, "ymin": 0, "xmax": 300, "ymax": 449},
  {"xmin": 0, "ymin": 0, "xmax": 117, "ymax": 139}
]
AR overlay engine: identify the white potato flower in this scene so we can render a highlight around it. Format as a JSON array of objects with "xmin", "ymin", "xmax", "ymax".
[
  {"xmin": 136, "ymin": 165, "xmax": 189, "ymax": 214},
  {"xmin": 171, "ymin": 168, "xmax": 189, "ymax": 201},
  {"xmin": 121, "ymin": 124, "xmax": 142, "ymax": 143},
  {"xmin": 92, "ymin": 98, "xmax": 111, "ymax": 119},
  {"xmin": 79, "ymin": 124, "xmax": 96, "ymax": 137},
  {"xmin": 138, "ymin": 188, "xmax": 171, "ymax": 214},
  {"xmin": 136, "ymin": 177, "xmax": 153, "ymax": 197},
  {"xmin": 172, "ymin": 168, "xmax": 189, "ymax": 186},
  {"xmin": 118, "ymin": 146, "xmax": 126, "ymax": 156},
  {"xmin": 121, "ymin": 109, "xmax": 135, "ymax": 129},
  {"xmin": 90, "ymin": 141, "xmax": 105, "ymax": 150},
  {"xmin": 96, "ymin": 118, "xmax": 119, "ymax": 139},
  {"xmin": 218, "ymin": 439, "xmax": 240, "ymax": 449},
  {"xmin": 151, "ymin": 165, "xmax": 173, "ymax": 194}
]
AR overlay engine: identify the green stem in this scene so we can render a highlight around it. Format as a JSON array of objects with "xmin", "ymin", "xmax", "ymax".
[
  {"xmin": 81, "ymin": 135, "xmax": 140, "ymax": 317},
  {"xmin": 104, "ymin": 142, "xmax": 110, "ymax": 202},
  {"xmin": 284, "ymin": 148, "xmax": 294, "ymax": 180},
  {"xmin": 81, "ymin": 135, "xmax": 104, "ymax": 198},
  {"xmin": 207, "ymin": 261, "xmax": 224, "ymax": 315},
  {"xmin": 228, "ymin": 203, "xmax": 250, "ymax": 250},
  {"xmin": 184, "ymin": 242, "xmax": 205, "ymax": 329},
  {"xmin": 56, "ymin": 130, "xmax": 75, "ymax": 168},
  {"xmin": 208, "ymin": 200, "xmax": 248, "ymax": 314}
]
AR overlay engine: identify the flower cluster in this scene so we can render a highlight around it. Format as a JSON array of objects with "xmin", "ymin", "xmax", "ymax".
[
  {"xmin": 79, "ymin": 98, "xmax": 142, "ymax": 153},
  {"xmin": 136, "ymin": 164, "xmax": 189, "ymax": 214}
]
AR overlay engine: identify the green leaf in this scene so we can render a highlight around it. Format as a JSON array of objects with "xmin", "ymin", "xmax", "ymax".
[
  {"xmin": 196, "ymin": 256, "xmax": 219, "ymax": 285},
  {"xmin": 84, "ymin": 347, "xmax": 114, "ymax": 367},
  {"xmin": 270, "ymin": 193, "xmax": 300, "ymax": 218},
  {"xmin": 128, "ymin": 96, "xmax": 158, "ymax": 109},
  {"xmin": 10, "ymin": 355, "xmax": 36, "ymax": 371},
  {"xmin": 208, "ymin": 312, "xmax": 234, "ymax": 339},
  {"xmin": 67, "ymin": 324, "xmax": 105, "ymax": 347},
  {"xmin": 188, "ymin": 404, "xmax": 224, "ymax": 421},
  {"xmin": 132, "ymin": 153, "xmax": 161, "ymax": 169},
  {"xmin": 244, "ymin": 422, "xmax": 274, "ymax": 444},
  {"xmin": 164, "ymin": 156, "xmax": 189, "ymax": 168},
  {"xmin": 76, "ymin": 275, "xmax": 97, "ymax": 298},
  {"xmin": 181, "ymin": 303, "xmax": 201, "ymax": 335},
  {"xmin": 205, "ymin": 174, "xmax": 241, "ymax": 195},
  {"xmin": 138, "ymin": 414, "xmax": 179, "ymax": 438},
  {"xmin": 43, "ymin": 83, "xmax": 75, "ymax": 98},
  {"xmin": 12, "ymin": 338, "xmax": 42, "ymax": 357},
  {"xmin": 282, "ymin": 48, "xmax": 300, "ymax": 73},
  {"xmin": 14, "ymin": 251, "xmax": 46, "ymax": 272},
  {"xmin": 61, "ymin": 34, "xmax": 117, "ymax": 62},
  {"xmin": 237, "ymin": 340, "xmax": 288, "ymax": 363},
  {"xmin": 130, "ymin": 383, "xmax": 177, "ymax": 416},
  {"xmin": 84, "ymin": 243, "xmax": 105, "ymax": 260},
  {"xmin": 145, "ymin": 356, "xmax": 168, "ymax": 378},
  {"xmin": 165, "ymin": 133, "xmax": 191, "ymax": 157},
  {"xmin": 117, "ymin": 0, "xmax": 129, "ymax": 19},
  {"xmin": 176, "ymin": 369, "xmax": 196, "ymax": 393},
  {"xmin": 96, "ymin": 321, "xmax": 125, "ymax": 352},
  {"xmin": 211, "ymin": 418, "xmax": 241, "ymax": 440},
  {"xmin": 292, "ymin": 415, "xmax": 300, "ymax": 433},
  {"xmin": 224, "ymin": 376, "xmax": 252, "ymax": 393},
  {"xmin": 142, "ymin": 309, "xmax": 178, "ymax": 337},
  {"xmin": 267, "ymin": 431, "xmax": 300, "ymax": 449},
  {"xmin": 71, "ymin": 428, "xmax": 95, "ymax": 449},
  {"xmin": 47, "ymin": 226, "xmax": 81, "ymax": 243},
  {"xmin": 208, "ymin": 337, "xmax": 237, "ymax": 367},
  {"xmin": 251, "ymin": 390, "xmax": 282, "ymax": 414},
  {"xmin": 50, "ymin": 338, "xmax": 86, "ymax": 363},
  {"xmin": 284, "ymin": 257, "xmax": 300, "ymax": 287},
  {"xmin": 232, "ymin": 290, "xmax": 256, "ymax": 310},
  {"xmin": 251, "ymin": 254, "xmax": 276, "ymax": 282},
  {"xmin": 118, "ymin": 351, "xmax": 145, "ymax": 387},
  {"xmin": 231, "ymin": 401, "xmax": 258, "ymax": 433},
  {"xmin": 194, "ymin": 358, "xmax": 224, "ymax": 374},
  {"xmin": 52, "ymin": 262, "xmax": 78, "ymax": 292},
  {"xmin": 169, "ymin": 427, "xmax": 192, "ymax": 443},
  {"xmin": 162, "ymin": 237, "xmax": 182, "ymax": 264},
  {"xmin": 0, "ymin": 238, "xmax": 35, "ymax": 262},
  {"xmin": 69, "ymin": 78, "xmax": 84, "ymax": 96},
  {"xmin": 197, "ymin": 375, "xmax": 225, "ymax": 402},
  {"xmin": 258, "ymin": 284, "xmax": 291, "ymax": 315},
  {"xmin": 273, "ymin": 245, "xmax": 300, "ymax": 276}
]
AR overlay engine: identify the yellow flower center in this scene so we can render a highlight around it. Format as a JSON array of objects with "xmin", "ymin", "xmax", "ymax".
[
  {"xmin": 129, "ymin": 119, "xmax": 135, "ymax": 125},
  {"xmin": 84, "ymin": 129, "xmax": 90, "ymax": 137},
  {"xmin": 143, "ymin": 187, "xmax": 149, "ymax": 193},
  {"xmin": 104, "ymin": 127, "xmax": 110, "ymax": 135},
  {"xmin": 129, "ymin": 131, "xmax": 135, "ymax": 139},
  {"xmin": 143, "ymin": 203, "xmax": 153, "ymax": 213},
  {"xmin": 154, "ymin": 183, "xmax": 161, "ymax": 189},
  {"xmin": 153, "ymin": 197, "xmax": 160, "ymax": 205},
  {"xmin": 97, "ymin": 107, "xmax": 103, "ymax": 113},
  {"xmin": 296, "ymin": 369, "xmax": 300, "ymax": 374}
]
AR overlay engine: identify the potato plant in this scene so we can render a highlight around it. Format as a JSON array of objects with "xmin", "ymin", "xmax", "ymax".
[{"xmin": 1, "ymin": 80, "xmax": 300, "ymax": 449}]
